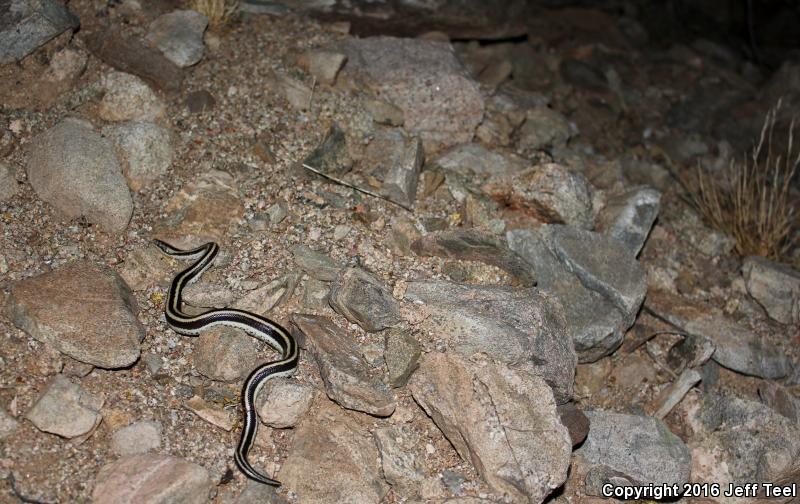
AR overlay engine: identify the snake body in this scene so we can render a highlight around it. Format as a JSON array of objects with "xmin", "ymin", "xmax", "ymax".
[{"xmin": 154, "ymin": 240, "xmax": 298, "ymax": 486}]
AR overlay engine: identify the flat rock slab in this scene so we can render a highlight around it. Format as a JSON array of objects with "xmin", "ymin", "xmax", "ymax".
[
  {"xmin": 433, "ymin": 142, "xmax": 527, "ymax": 179},
  {"xmin": 8, "ymin": 260, "xmax": 143, "ymax": 368},
  {"xmin": 92, "ymin": 454, "xmax": 212, "ymax": 504},
  {"xmin": 646, "ymin": 290, "xmax": 791, "ymax": 379},
  {"xmin": 742, "ymin": 256, "xmax": 800, "ymax": 325},
  {"xmin": 681, "ymin": 392, "xmax": 800, "ymax": 500},
  {"xmin": 338, "ymin": 36, "xmax": 484, "ymax": 149},
  {"xmin": 329, "ymin": 267, "xmax": 401, "ymax": 332},
  {"xmin": 26, "ymin": 118, "xmax": 134, "ymax": 232},
  {"xmin": 412, "ymin": 228, "xmax": 536, "ymax": 287},
  {"xmin": 577, "ymin": 410, "xmax": 691, "ymax": 495},
  {"xmin": 0, "ymin": 0, "xmax": 79, "ymax": 64},
  {"xmin": 278, "ymin": 400, "xmax": 388, "ymax": 504},
  {"xmin": 409, "ymin": 352, "xmax": 571, "ymax": 503},
  {"xmin": 404, "ymin": 280, "xmax": 575, "ymax": 403},
  {"xmin": 25, "ymin": 374, "xmax": 103, "ymax": 438},
  {"xmin": 111, "ymin": 420, "xmax": 162, "ymax": 455},
  {"xmin": 291, "ymin": 314, "xmax": 395, "ymax": 416},
  {"xmin": 146, "ymin": 10, "xmax": 208, "ymax": 68}
]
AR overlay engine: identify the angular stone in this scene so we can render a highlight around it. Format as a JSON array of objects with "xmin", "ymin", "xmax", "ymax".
[
  {"xmin": 234, "ymin": 481, "xmax": 288, "ymax": 504},
  {"xmin": 291, "ymin": 314, "xmax": 395, "ymax": 416},
  {"xmin": 375, "ymin": 132, "xmax": 424, "ymax": 208},
  {"xmin": 758, "ymin": 382, "xmax": 800, "ymax": 422},
  {"xmin": 329, "ymin": 268, "xmax": 401, "ymax": 332},
  {"xmin": 517, "ymin": 107, "xmax": 574, "ymax": 151},
  {"xmin": 597, "ymin": 186, "xmax": 661, "ymax": 256},
  {"xmin": 681, "ymin": 392, "xmax": 800, "ymax": 492},
  {"xmin": 483, "ymin": 164, "xmax": 594, "ymax": 229},
  {"xmin": 557, "ymin": 402, "xmax": 589, "ymax": 447},
  {"xmin": 146, "ymin": 10, "xmax": 208, "ymax": 68},
  {"xmin": 339, "ymin": 36, "xmax": 484, "ymax": 149},
  {"xmin": 383, "ymin": 328, "xmax": 421, "ymax": 388},
  {"xmin": 193, "ymin": 326, "xmax": 261, "ymax": 382},
  {"xmin": 92, "ymin": 454, "xmax": 212, "ymax": 504},
  {"xmin": 742, "ymin": 256, "xmax": 800, "ymax": 325},
  {"xmin": 433, "ymin": 142, "xmax": 527, "ymax": 179},
  {"xmin": 233, "ymin": 273, "xmax": 299, "ymax": 315},
  {"xmin": 25, "ymin": 374, "xmax": 103, "ymax": 438},
  {"xmin": 8, "ymin": 261, "xmax": 143, "ymax": 368},
  {"xmin": 404, "ymin": 280, "xmax": 575, "ymax": 403},
  {"xmin": 292, "ymin": 245, "xmax": 341, "ymax": 281},
  {"xmin": 111, "ymin": 420, "xmax": 162, "ymax": 455},
  {"xmin": 374, "ymin": 424, "xmax": 425, "ymax": 495},
  {"xmin": 365, "ymin": 98, "xmax": 404, "ymax": 126},
  {"xmin": 301, "ymin": 277, "xmax": 330, "ymax": 310},
  {"xmin": 411, "ymin": 228, "xmax": 536, "ymax": 286},
  {"xmin": 647, "ymin": 368, "xmax": 702, "ymax": 419},
  {"xmin": 302, "ymin": 123, "xmax": 352, "ymax": 176},
  {"xmin": 0, "ymin": 0, "xmax": 79, "ymax": 64},
  {"xmin": 0, "ymin": 406, "xmax": 18, "ymax": 440},
  {"xmin": 409, "ymin": 352, "xmax": 571, "ymax": 503},
  {"xmin": 577, "ymin": 410, "xmax": 691, "ymax": 495},
  {"xmin": 646, "ymin": 290, "xmax": 791, "ymax": 379},
  {"xmin": 256, "ymin": 379, "xmax": 317, "ymax": 428},
  {"xmin": 300, "ymin": 49, "xmax": 347, "ymax": 85},
  {"xmin": 184, "ymin": 395, "xmax": 234, "ymax": 431},
  {"xmin": 85, "ymin": 29, "xmax": 183, "ymax": 94},
  {"xmin": 99, "ymin": 71, "xmax": 166, "ymax": 122},
  {"xmin": 102, "ymin": 121, "xmax": 174, "ymax": 191},
  {"xmin": 278, "ymin": 401, "xmax": 388, "ymax": 503},
  {"xmin": 26, "ymin": 118, "xmax": 134, "ymax": 232}
]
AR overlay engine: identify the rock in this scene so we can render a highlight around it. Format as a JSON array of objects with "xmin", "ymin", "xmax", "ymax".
[
  {"xmin": 0, "ymin": 406, "xmax": 18, "ymax": 440},
  {"xmin": 363, "ymin": 129, "xmax": 423, "ymax": 208},
  {"xmin": 758, "ymin": 382, "xmax": 800, "ymax": 422},
  {"xmin": 302, "ymin": 277, "xmax": 330, "ymax": 310},
  {"xmin": 266, "ymin": 202, "xmax": 288, "ymax": 228},
  {"xmin": 185, "ymin": 90, "xmax": 216, "ymax": 113},
  {"xmin": 182, "ymin": 282, "xmax": 236, "ymax": 308},
  {"xmin": 433, "ymin": 143, "xmax": 527, "ymax": 179},
  {"xmin": 85, "ymin": 29, "xmax": 183, "ymax": 94},
  {"xmin": 92, "ymin": 454, "xmax": 212, "ymax": 504},
  {"xmin": 483, "ymin": 164, "xmax": 594, "ymax": 229},
  {"xmin": 102, "ymin": 121, "xmax": 174, "ymax": 191},
  {"xmin": 365, "ymin": 98, "xmax": 404, "ymax": 126},
  {"xmin": 411, "ymin": 228, "xmax": 536, "ymax": 287},
  {"xmin": 146, "ymin": 10, "xmax": 208, "ymax": 68},
  {"xmin": 404, "ymin": 280, "xmax": 575, "ymax": 403},
  {"xmin": 596, "ymin": 186, "xmax": 661, "ymax": 256},
  {"xmin": 339, "ymin": 36, "xmax": 484, "ymax": 149},
  {"xmin": 25, "ymin": 374, "xmax": 103, "ymax": 438},
  {"xmin": 193, "ymin": 326, "xmax": 261, "ymax": 382},
  {"xmin": 184, "ymin": 395, "xmax": 234, "ymax": 431},
  {"xmin": 666, "ymin": 333, "xmax": 715, "ymax": 372},
  {"xmin": 234, "ymin": 273, "xmax": 299, "ymax": 315},
  {"xmin": 118, "ymin": 244, "xmax": 173, "ymax": 291},
  {"xmin": 8, "ymin": 260, "xmax": 143, "ymax": 368},
  {"xmin": 111, "ymin": 420, "xmax": 162, "ymax": 455},
  {"xmin": 302, "ymin": 123, "xmax": 352, "ymax": 176},
  {"xmin": 742, "ymin": 256, "xmax": 800, "ymax": 325},
  {"xmin": 99, "ymin": 71, "xmax": 166, "ymax": 122},
  {"xmin": 329, "ymin": 268, "xmax": 401, "ymax": 332},
  {"xmin": 374, "ymin": 424, "xmax": 425, "ymax": 495},
  {"xmin": 646, "ymin": 290, "xmax": 791, "ymax": 379},
  {"xmin": 0, "ymin": 162, "xmax": 18, "ymax": 201},
  {"xmin": 409, "ymin": 352, "xmax": 571, "ymax": 503},
  {"xmin": 300, "ymin": 49, "xmax": 347, "ymax": 85},
  {"xmin": 233, "ymin": 481, "xmax": 288, "ymax": 504},
  {"xmin": 508, "ymin": 225, "xmax": 646, "ymax": 363},
  {"xmin": 557, "ymin": 402, "xmax": 589, "ymax": 447},
  {"xmin": 647, "ymin": 368, "xmax": 703, "ymax": 419},
  {"xmin": 291, "ymin": 314, "xmax": 395, "ymax": 416},
  {"xmin": 292, "ymin": 245, "xmax": 341, "ymax": 281},
  {"xmin": 256, "ymin": 379, "xmax": 317, "ymax": 428},
  {"xmin": 383, "ymin": 328, "xmax": 421, "ymax": 388},
  {"xmin": 0, "ymin": 0, "xmax": 79, "ymax": 64},
  {"xmin": 277, "ymin": 401, "xmax": 388, "ymax": 503},
  {"xmin": 155, "ymin": 170, "xmax": 245, "ymax": 245},
  {"xmin": 517, "ymin": 107, "xmax": 574, "ymax": 151},
  {"xmin": 559, "ymin": 59, "xmax": 608, "ymax": 91},
  {"xmin": 680, "ymin": 392, "xmax": 800, "ymax": 498},
  {"xmin": 577, "ymin": 410, "xmax": 691, "ymax": 495},
  {"xmin": 26, "ymin": 118, "xmax": 134, "ymax": 232}
]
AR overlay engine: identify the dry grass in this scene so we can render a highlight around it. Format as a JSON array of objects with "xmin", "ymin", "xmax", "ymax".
[
  {"xmin": 191, "ymin": 0, "xmax": 239, "ymax": 29},
  {"xmin": 686, "ymin": 100, "xmax": 799, "ymax": 261}
]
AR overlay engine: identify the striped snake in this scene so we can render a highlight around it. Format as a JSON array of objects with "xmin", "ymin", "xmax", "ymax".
[{"xmin": 154, "ymin": 240, "xmax": 299, "ymax": 486}]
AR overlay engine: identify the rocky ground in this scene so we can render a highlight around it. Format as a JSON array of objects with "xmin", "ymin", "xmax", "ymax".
[{"xmin": 1, "ymin": 0, "xmax": 799, "ymax": 503}]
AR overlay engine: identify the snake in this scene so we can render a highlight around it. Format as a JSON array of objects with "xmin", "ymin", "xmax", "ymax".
[{"xmin": 154, "ymin": 240, "xmax": 299, "ymax": 486}]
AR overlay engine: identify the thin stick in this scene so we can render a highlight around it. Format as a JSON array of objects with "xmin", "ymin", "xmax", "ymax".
[{"xmin": 301, "ymin": 163, "xmax": 413, "ymax": 212}]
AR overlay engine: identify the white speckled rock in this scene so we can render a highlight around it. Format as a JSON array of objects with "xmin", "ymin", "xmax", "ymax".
[
  {"xmin": 102, "ymin": 121, "xmax": 174, "ymax": 191},
  {"xmin": 146, "ymin": 10, "xmax": 208, "ymax": 68},
  {"xmin": 25, "ymin": 374, "xmax": 103, "ymax": 438},
  {"xmin": 99, "ymin": 71, "xmax": 166, "ymax": 122},
  {"xmin": 111, "ymin": 420, "xmax": 162, "ymax": 455},
  {"xmin": 26, "ymin": 118, "xmax": 133, "ymax": 231}
]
